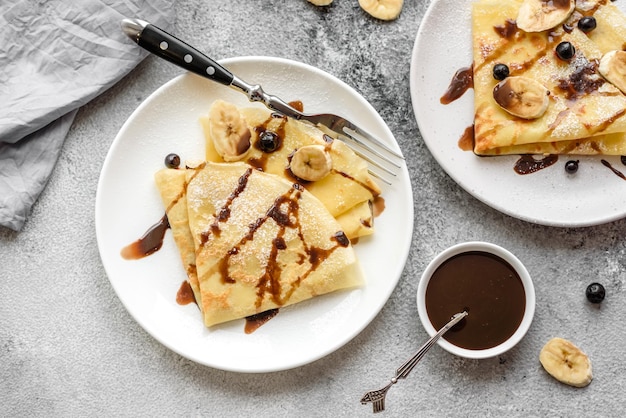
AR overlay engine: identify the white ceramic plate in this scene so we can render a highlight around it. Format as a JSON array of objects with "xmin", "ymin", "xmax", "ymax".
[
  {"xmin": 410, "ymin": 0, "xmax": 626, "ymax": 227},
  {"xmin": 95, "ymin": 56, "xmax": 413, "ymax": 373}
]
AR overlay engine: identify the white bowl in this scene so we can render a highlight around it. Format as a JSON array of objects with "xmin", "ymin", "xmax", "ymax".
[{"xmin": 416, "ymin": 242, "xmax": 535, "ymax": 359}]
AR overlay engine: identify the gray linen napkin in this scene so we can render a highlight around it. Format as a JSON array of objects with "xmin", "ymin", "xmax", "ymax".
[{"xmin": 0, "ymin": 0, "xmax": 175, "ymax": 231}]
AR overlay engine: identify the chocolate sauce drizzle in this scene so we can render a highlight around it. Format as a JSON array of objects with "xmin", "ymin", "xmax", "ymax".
[
  {"xmin": 200, "ymin": 167, "xmax": 253, "ymax": 244},
  {"xmin": 199, "ymin": 177, "xmax": 350, "ymax": 308},
  {"xmin": 602, "ymin": 159, "xmax": 626, "ymax": 180},
  {"xmin": 440, "ymin": 65, "xmax": 474, "ymax": 104},
  {"xmin": 244, "ymin": 308, "xmax": 280, "ymax": 334},
  {"xmin": 514, "ymin": 155, "xmax": 559, "ymax": 174},
  {"xmin": 120, "ymin": 214, "xmax": 170, "ymax": 260}
]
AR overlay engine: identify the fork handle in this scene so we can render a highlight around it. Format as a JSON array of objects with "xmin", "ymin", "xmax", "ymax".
[
  {"xmin": 121, "ymin": 18, "xmax": 234, "ymax": 86},
  {"xmin": 121, "ymin": 18, "xmax": 302, "ymax": 119}
]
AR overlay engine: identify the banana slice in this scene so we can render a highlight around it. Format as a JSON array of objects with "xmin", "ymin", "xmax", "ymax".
[
  {"xmin": 517, "ymin": 0, "xmax": 575, "ymax": 33},
  {"xmin": 358, "ymin": 0, "xmax": 404, "ymax": 21},
  {"xmin": 599, "ymin": 50, "xmax": 626, "ymax": 94},
  {"xmin": 207, "ymin": 100, "xmax": 251, "ymax": 162},
  {"xmin": 493, "ymin": 76, "xmax": 550, "ymax": 119},
  {"xmin": 289, "ymin": 144, "xmax": 332, "ymax": 181},
  {"xmin": 539, "ymin": 337, "xmax": 593, "ymax": 388},
  {"xmin": 308, "ymin": 0, "xmax": 333, "ymax": 5}
]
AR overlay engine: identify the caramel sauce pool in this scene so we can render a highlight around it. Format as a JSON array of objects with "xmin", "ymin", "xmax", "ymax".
[{"xmin": 425, "ymin": 251, "xmax": 526, "ymax": 350}]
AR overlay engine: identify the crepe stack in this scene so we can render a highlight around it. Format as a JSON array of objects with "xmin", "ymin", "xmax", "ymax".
[
  {"xmin": 152, "ymin": 100, "xmax": 385, "ymax": 328},
  {"xmin": 472, "ymin": 0, "xmax": 626, "ymax": 155}
]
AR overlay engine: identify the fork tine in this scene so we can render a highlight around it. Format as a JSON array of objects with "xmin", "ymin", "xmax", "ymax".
[
  {"xmin": 338, "ymin": 131, "xmax": 402, "ymax": 171},
  {"xmin": 373, "ymin": 398, "xmax": 385, "ymax": 413},
  {"xmin": 312, "ymin": 122, "xmax": 400, "ymax": 184},
  {"xmin": 342, "ymin": 126, "xmax": 404, "ymax": 162},
  {"xmin": 368, "ymin": 170, "xmax": 393, "ymax": 187},
  {"xmin": 320, "ymin": 112, "xmax": 404, "ymax": 161},
  {"xmin": 341, "ymin": 142, "xmax": 396, "ymax": 185}
]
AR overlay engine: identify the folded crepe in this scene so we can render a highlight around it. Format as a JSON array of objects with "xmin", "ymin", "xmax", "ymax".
[
  {"xmin": 472, "ymin": 0, "xmax": 626, "ymax": 155},
  {"xmin": 155, "ymin": 162, "xmax": 364, "ymax": 328},
  {"xmin": 200, "ymin": 101, "xmax": 381, "ymax": 240}
]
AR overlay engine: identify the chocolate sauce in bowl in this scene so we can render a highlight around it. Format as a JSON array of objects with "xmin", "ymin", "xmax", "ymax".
[{"xmin": 425, "ymin": 251, "xmax": 526, "ymax": 350}]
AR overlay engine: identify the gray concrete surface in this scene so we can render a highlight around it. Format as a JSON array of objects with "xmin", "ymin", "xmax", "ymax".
[{"xmin": 2, "ymin": 0, "xmax": 625, "ymax": 416}]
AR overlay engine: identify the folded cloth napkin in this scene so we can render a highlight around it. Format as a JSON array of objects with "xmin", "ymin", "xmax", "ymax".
[{"xmin": 0, "ymin": 0, "xmax": 175, "ymax": 231}]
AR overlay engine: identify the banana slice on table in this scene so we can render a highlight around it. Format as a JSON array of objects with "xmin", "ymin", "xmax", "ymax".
[
  {"xmin": 517, "ymin": 0, "xmax": 575, "ymax": 32},
  {"xmin": 599, "ymin": 50, "xmax": 626, "ymax": 94},
  {"xmin": 207, "ymin": 100, "xmax": 251, "ymax": 162},
  {"xmin": 308, "ymin": 0, "xmax": 333, "ymax": 5},
  {"xmin": 539, "ymin": 337, "xmax": 593, "ymax": 388},
  {"xmin": 493, "ymin": 76, "xmax": 550, "ymax": 119},
  {"xmin": 289, "ymin": 144, "xmax": 332, "ymax": 181},
  {"xmin": 359, "ymin": 0, "xmax": 403, "ymax": 21}
]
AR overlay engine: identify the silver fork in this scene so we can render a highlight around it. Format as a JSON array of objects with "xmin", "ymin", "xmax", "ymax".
[
  {"xmin": 360, "ymin": 311, "xmax": 468, "ymax": 413},
  {"xmin": 121, "ymin": 18, "xmax": 403, "ymax": 184}
]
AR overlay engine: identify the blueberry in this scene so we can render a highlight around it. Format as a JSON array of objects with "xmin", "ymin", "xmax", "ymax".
[
  {"xmin": 586, "ymin": 283, "xmax": 606, "ymax": 303},
  {"xmin": 577, "ymin": 16, "xmax": 597, "ymax": 33},
  {"xmin": 258, "ymin": 131, "xmax": 280, "ymax": 153},
  {"xmin": 556, "ymin": 42, "xmax": 576, "ymax": 60},
  {"xmin": 565, "ymin": 160, "xmax": 579, "ymax": 174},
  {"xmin": 164, "ymin": 153, "xmax": 180, "ymax": 169},
  {"xmin": 493, "ymin": 63, "xmax": 510, "ymax": 80}
]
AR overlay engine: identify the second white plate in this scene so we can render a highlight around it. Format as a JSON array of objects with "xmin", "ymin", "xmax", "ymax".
[
  {"xmin": 411, "ymin": 0, "xmax": 626, "ymax": 227},
  {"xmin": 95, "ymin": 56, "xmax": 413, "ymax": 373}
]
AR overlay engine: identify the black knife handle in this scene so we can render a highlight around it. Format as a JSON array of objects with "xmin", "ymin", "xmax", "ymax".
[{"xmin": 137, "ymin": 23, "xmax": 234, "ymax": 86}]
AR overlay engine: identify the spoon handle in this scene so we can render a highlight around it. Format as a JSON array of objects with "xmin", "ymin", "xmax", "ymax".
[{"xmin": 395, "ymin": 311, "xmax": 467, "ymax": 379}]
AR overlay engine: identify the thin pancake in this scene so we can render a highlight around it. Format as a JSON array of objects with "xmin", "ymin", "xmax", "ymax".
[
  {"xmin": 185, "ymin": 161, "xmax": 364, "ymax": 327},
  {"xmin": 472, "ymin": 0, "xmax": 626, "ymax": 155},
  {"xmin": 154, "ymin": 168, "xmax": 202, "ymax": 308},
  {"xmin": 200, "ymin": 104, "xmax": 380, "ymax": 239}
]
